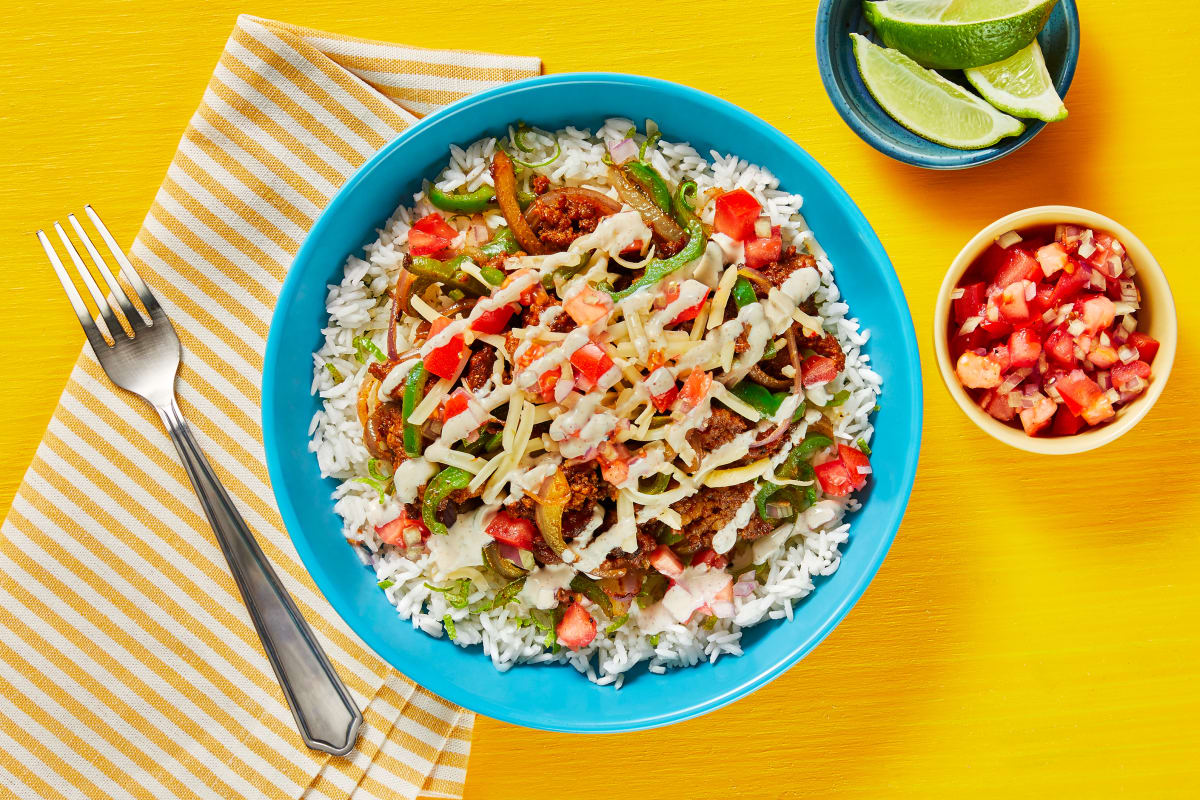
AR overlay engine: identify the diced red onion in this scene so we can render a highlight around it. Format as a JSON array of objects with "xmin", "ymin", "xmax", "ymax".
[
  {"xmin": 1089, "ymin": 271, "xmax": 1107, "ymax": 290},
  {"xmin": 1007, "ymin": 391, "xmax": 1024, "ymax": 408},
  {"xmin": 497, "ymin": 542, "xmax": 523, "ymax": 564},
  {"xmin": 1121, "ymin": 314, "xmax": 1137, "ymax": 332},
  {"xmin": 474, "ymin": 222, "xmax": 489, "ymax": 242},
  {"xmin": 1054, "ymin": 224, "xmax": 1065, "ymax": 241},
  {"xmin": 1123, "ymin": 259, "xmax": 1137, "ymax": 277},
  {"xmin": 754, "ymin": 217, "xmax": 772, "ymax": 238},
  {"xmin": 1046, "ymin": 382, "xmax": 1062, "ymax": 401},
  {"xmin": 1118, "ymin": 346, "xmax": 1138, "ymax": 364},
  {"xmin": 1118, "ymin": 389, "xmax": 1142, "ymax": 405},
  {"xmin": 1099, "ymin": 331, "xmax": 1111, "ymax": 347},
  {"xmin": 1067, "ymin": 319, "xmax": 1086, "ymax": 336},
  {"xmin": 1120, "ymin": 280, "xmax": 1140, "ymax": 301},
  {"xmin": 1124, "ymin": 377, "xmax": 1147, "ymax": 395},
  {"xmin": 999, "ymin": 368, "xmax": 1032, "ymax": 394},
  {"xmin": 607, "ymin": 137, "xmax": 638, "ymax": 165},
  {"xmin": 1113, "ymin": 301, "xmax": 1139, "ymax": 315},
  {"xmin": 950, "ymin": 287, "xmax": 965, "ymax": 300},
  {"xmin": 856, "ymin": 465, "xmax": 872, "ymax": 475},
  {"xmin": 733, "ymin": 578, "xmax": 756, "ymax": 597},
  {"xmin": 403, "ymin": 526, "xmax": 423, "ymax": 549},
  {"xmin": 1041, "ymin": 308, "xmax": 1056, "ymax": 323},
  {"xmin": 1097, "ymin": 371, "xmax": 1111, "ymax": 390},
  {"xmin": 1024, "ymin": 280, "xmax": 1036, "ymax": 301},
  {"xmin": 1111, "ymin": 327, "xmax": 1129, "ymax": 346},
  {"xmin": 1019, "ymin": 394, "xmax": 1037, "ymax": 409},
  {"xmin": 987, "ymin": 304, "xmax": 1000, "ymax": 322},
  {"xmin": 959, "ymin": 316, "xmax": 983, "ymax": 335},
  {"xmin": 1108, "ymin": 254, "xmax": 1123, "ymax": 277},
  {"xmin": 1110, "ymin": 239, "xmax": 1126, "ymax": 257},
  {"xmin": 1104, "ymin": 388, "xmax": 1121, "ymax": 404},
  {"xmin": 1078, "ymin": 230, "xmax": 1096, "ymax": 257},
  {"xmin": 996, "ymin": 230, "xmax": 1022, "ymax": 248},
  {"xmin": 1074, "ymin": 345, "xmax": 1088, "ymax": 361}
]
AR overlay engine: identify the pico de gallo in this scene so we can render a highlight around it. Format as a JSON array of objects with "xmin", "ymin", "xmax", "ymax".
[{"xmin": 949, "ymin": 224, "xmax": 1159, "ymax": 437}]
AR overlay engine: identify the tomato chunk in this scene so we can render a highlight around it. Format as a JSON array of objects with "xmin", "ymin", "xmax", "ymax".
[
  {"xmin": 469, "ymin": 304, "xmax": 515, "ymax": 334},
  {"xmin": 569, "ymin": 341, "xmax": 615, "ymax": 386},
  {"xmin": 677, "ymin": 370, "xmax": 712, "ymax": 413},
  {"xmin": 407, "ymin": 229, "xmax": 451, "ymax": 257},
  {"xmin": 837, "ymin": 444, "xmax": 871, "ymax": 490},
  {"xmin": 801, "ymin": 355, "xmax": 839, "ymax": 387},
  {"xmin": 1050, "ymin": 262, "xmax": 1092, "ymax": 306},
  {"xmin": 485, "ymin": 510, "xmax": 536, "ymax": 550},
  {"xmin": 1044, "ymin": 327, "xmax": 1076, "ymax": 367},
  {"xmin": 1008, "ymin": 327, "xmax": 1042, "ymax": 368},
  {"xmin": 744, "ymin": 226, "xmax": 782, "ymax": 269},
  {"xmin": 955, "ymin": 351, "xmax": 1001, "ymax": 389},
  {"xmin": 982, "ymin": 389, "xmax": 1016, "ymax": 422},
  {"xmin": 712, "ymin": 189, "xmax": 762, "ymax": 241},
  {"xmin": 412, "ymin": 213, "xmax": 458, "ymax": 240},
  {"xmin": 537, "ymin": 367, "xmax": 561, "ymax": 403},
  {"xmin": 563, "ymin": 286, "xmax": 613, "ymax": 326},
  {"xmin": 1080, "ymin": 296, "xmax": 1115, "ymax": 333},
  {"xmin": 556, "ymin": 602, "xmax": 597, "ymax": 650},
  {"xmin": 1128, "ymin": 332, "xmax": 1160, "ymax": 364},
  {"xmin": 442, "ymin": 388, "xmax": 471, "ymax": 420},
  {"xmin": 1051, "ymin": 406, "xmax": 1084, "ymax": 436},
  {"xmin": 690, "ymin": 549, "xmax": 729, "ymax": 569},
  {"xmin": 1111, "ymin": 360, "xmax": 1151, "ymax": 392},
  {"xmin": 815, "ymin": 459, "xmax": 853, "ymax": 497},
  {"xmin": 424, "ymin": 317, "xmax": 466, "ymax": 379},
  {"xmin": 1019, "ymin": 394, "xmax": 1056, "ymax": 436},
  {"xmin": 375, "ymin": 509, "xmax": 429, "ymax": 548},
  {"xmin": 661, "ymin": 281, "xmax": 711, "ymax": 325},
  {"xmin": 992, "ymin": 248, "xmax": 1040, "ymax": 291},
  {"xmin": 649, "ymin": 545, "xmax": 684, "ymax": 578},
  {"xmin": 953, "ymin": 282, "xmax": 986, "ymax": 325},
  {"xmin": 997, "ymin": 281, "xmax": 1032, "ymax": 323},
  {"xmin": 1055, "ymin": 369, "xmax": 1103, "ymax": 417}
]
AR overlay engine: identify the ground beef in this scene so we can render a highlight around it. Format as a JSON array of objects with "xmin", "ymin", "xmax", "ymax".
[
  {"xmin": 518, "ymin": 285, "xmax": 572, "ymax": 332},
  {"xmin": 685, "ymin": 407, "xmax": 753, "ymax": 461},
  {"xmin": 671, "ymin": 482, "xmax": 756, "ymax": 554},
  {"xmin": 809, "ymin": 330, "xmax": 846, "ymax": 372},
  {"xmin": 527, "ymin": 193, "xmax": 610, "ymax": 251},
  {"xmin": 593, "ymin": 529, "xmax": 657, "ymax": 577},
  {"xmin": 654, "ymin": 235, "xmax": 687, "ymax": 259},
  {"xmin": 370, "ymin": 402, "xmax": 408, "ymax": 461},
  {"xmin": 531, "ymin": 174, "xmax": 550, "ymax": 195},
  {"xmin": 464, "ymin": 345, "xmax": 496, "ymax": 391},
  {"xmin": 739, "ymin": 515, "xmax": 777, "ymax": 541},
  {"xmin": 756, "ymin": 247, "xmax": 818, "ymax": 293}
]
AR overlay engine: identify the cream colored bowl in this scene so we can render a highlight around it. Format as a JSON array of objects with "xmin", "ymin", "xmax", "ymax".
[{"xmin": 933, "ymin": 206, "xmax": 1177, "ymax": 455}]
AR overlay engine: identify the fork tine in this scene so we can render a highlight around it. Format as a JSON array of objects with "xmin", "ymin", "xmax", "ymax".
[
  {"xmin": 53, "ymin": 222, "xmax": 119, "ymax": 340},
  {"xmin": 67, "ymin": 212, "xmax": 143, "ymax": 326},
  {"xmin": 83, "ymin": 205, "xmax": 162, "ymax": 317},
  {"xmin": 37, "ymin": 230, "xmax": 110, "ymax": 350}
]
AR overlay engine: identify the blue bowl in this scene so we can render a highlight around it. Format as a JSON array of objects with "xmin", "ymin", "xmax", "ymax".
[
  {"xmin": 816, "ymin": 0, "xmax": 1080, "ymax": 169},
  {"xmin": 262, "ymin": 73, "xmax": 923, "ymax": 732}
]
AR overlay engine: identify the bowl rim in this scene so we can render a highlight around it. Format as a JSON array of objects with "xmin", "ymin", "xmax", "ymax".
[
  {"xmin": 932, "ymin": 204, "xmax": 1177, "ymax": 454},
  {"xmin": 262, "ymin": 71, "xmax": 924, "ymax": 731},
  {"xmin": 814, "ymin": 0, "xmax": 1081, "ymax": 170}
]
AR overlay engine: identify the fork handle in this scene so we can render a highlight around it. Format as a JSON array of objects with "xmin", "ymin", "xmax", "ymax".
[{"xmin": 156, "ymin": 398, "xmax": 362, "ymax": 756}]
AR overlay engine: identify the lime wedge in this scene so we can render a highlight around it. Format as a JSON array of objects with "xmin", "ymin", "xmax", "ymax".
[
  {"xmin": 965, "ymin": 40, "xmax": 1067, "ymax": 122},
  {"xmin": 863, "ymin": 0, "xmax": 1058, "ymax": 69},
  {"xmin": 851, "ymin": 33, "xmax": 1025, "ymax": 150}
]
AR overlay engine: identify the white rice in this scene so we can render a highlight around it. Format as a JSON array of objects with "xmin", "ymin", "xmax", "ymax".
[{"xmin": 308, "ymin": 119, "xmax": 881, "ymax": 685}]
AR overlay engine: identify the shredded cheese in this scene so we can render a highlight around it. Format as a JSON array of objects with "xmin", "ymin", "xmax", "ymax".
[{"xmin": 408, "ymin": 377, "xmax": 452, "ymax": 425}]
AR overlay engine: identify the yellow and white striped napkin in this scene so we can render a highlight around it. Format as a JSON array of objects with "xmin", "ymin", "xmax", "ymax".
[{"xmin": 0, "ymin": 15, "xmax": 540, "ymax": 800}]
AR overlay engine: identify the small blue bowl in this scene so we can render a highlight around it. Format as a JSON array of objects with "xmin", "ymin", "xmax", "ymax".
[
  {"xmin": 816, "ymin": 0, "xmax": 1080, "ymax": 169},
  {"xmin": 262, "ymin": 73, "xmax": 923, "ymax": 732}
]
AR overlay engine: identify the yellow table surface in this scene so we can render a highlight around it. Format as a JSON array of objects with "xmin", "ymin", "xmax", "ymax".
[{"xmin": 2, "ymin": 1, "xmax": 1198, "ymax": 797}]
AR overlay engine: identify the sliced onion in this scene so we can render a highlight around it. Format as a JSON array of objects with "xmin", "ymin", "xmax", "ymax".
[
  {"xmin": 959, "ymin": 315, "xmax": 983, "ymax": 335},
  {"xmin": 733, "ymin": 578, "xmax": 756, "ymax": 597},
  {"xmin": 1089, "ymin": 270, "xmax": 1107, "ymax": 290},
  {"xmin": 1121, "ymin": 314, "xmax": 1137, "ymax": 332},
  {"xmin": 1118, "ymin": 345, "xmax": 1139, "ymax": 364},
  {"xmin": 750, "ymin": 420, "xmax": 790, "ymax": 450},
  {"xmin": 754, "ymin": 217, "xmax": 772, "ymax": 238},
  {"xmin": 606, "ymin": 165, "xmax": 684, "ymax": 241},
  {"xmin": 1097, "ymin": 371, "xmax": 1111, "ymax": 390},
  {"xmin": 1105, "ymin": 388, "xmax": 1121, "ymax": 404},
  {"xmin": 950, "ymin": 287, "xmax": 965, "ymax": 300},
  {"xmin": 525, "ymin": 187, "xmax": 622, "ymax": 230},
  {"xmin": 785, "ymin": 325, "xmax": 803, "ymax": 395},
  {"xmin": 1024, "ymin": 281, "xmax": 1036, "ymax": 301},
  {"xmin": 996, "ymin": 230, "xmax": 1023, "ymax": 248},
  {"xmin": 607, "ymin": 137, "xmax": 638, "ymax": 165},
  {"xmin": 763, "ymin": 500, "xmax": 793, "ymax": 519},
  {"xmin": 1067, "ymin": 319, "xmax": 1086, "ymax": 336},
  {"xmin": 999, "ymin": 368, "xmax": 1032, "ymax": 395}
]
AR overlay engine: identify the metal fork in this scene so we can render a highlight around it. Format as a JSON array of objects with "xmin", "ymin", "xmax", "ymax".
[{"xmin": 37, "ymin": 207, "xmax": 362, "ymax": 756}]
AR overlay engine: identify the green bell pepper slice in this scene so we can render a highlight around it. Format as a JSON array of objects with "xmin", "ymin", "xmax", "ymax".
[
  {"xmin": 428, "ymin": 185, "xmax": 495, "ymax": 213},
  {"xmin": 401, "ymin": 361, "xmax": 428, "ymax": 457},
  {"xmin": 601, "ymin": 218, "xmax": 706, "ymax": 303},
  {"xmin": 421, "ymin": 467, "xmax": 472, "ymax": 537}
]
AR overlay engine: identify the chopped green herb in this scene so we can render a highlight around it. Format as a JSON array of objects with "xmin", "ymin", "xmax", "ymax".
[
  {"xmin": 353, "ymin": 474, "xmax": 390, "ymax": 503},
  {"xmin": 377, "ymin": 579, "xmax": 395, "ymax": 590},
  {"xmin": 827, "ymin": 389, "xmax": 851, "ymax": 407},
  {"xmin": 755, "ymin": 562, "xmax": 770, "ymax": 584},
  {"xmin": 443, "ymin": 615, "xmax": 457, "ymax": 641},
  {"xmin": 352, "ymin": 335, "xmax": 386, "ymax": 364},
  {"xmin": 857, "ymin": 438, "xmax": 872, "ymax": 456},
  {"xmin": 648, "ymin": 633, "xmax": 660, "ymax": 647},
  {"xmin": 491, "ymin": 577, "xmax": 526, "ymax": 609},
  {"xmin": 606, "ymin": 614, "xmax": 629, "ymax": 635},
  {"xmin": 366, "ymin": 459, "xmax": 391, "ymax": 482},
  {"xmin": 479, "ymin": 266, "xmax": 506, "ymax": 286},
  {"xmin": 425, "ymin": 578, "xmax": 473, "ymax": 609},
  {"xmin": 873, "ymin": 404, "xmax": 881, "ymax": 413},
  {"xmin": 636, "ymin": 572, "xmax": 670, "ymax": 608},
  {"xmin": 324, "ymin": 362, "xmax": 343, "ymax": 382},
  {"xmin": 701, "ymin": 615, "xmax": 717, "ymax": 631}
]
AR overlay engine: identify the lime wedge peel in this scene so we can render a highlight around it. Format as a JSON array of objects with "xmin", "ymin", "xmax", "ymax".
[
  {"xmin": 851, "ymin": 33, "xmax": 1026, "ymax": 151},
  {"xmin": 965, "ymin": 40, "xmax": 1067, "ymax": 122},
  {"xmin": 863, "ymin": 0, "xmax": 1059, "ymax": 70}
]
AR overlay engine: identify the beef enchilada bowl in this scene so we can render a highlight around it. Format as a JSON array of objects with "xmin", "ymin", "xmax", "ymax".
[{"xmin": 262, "ymin": 73, "xmax": 921, "ymax": 732}]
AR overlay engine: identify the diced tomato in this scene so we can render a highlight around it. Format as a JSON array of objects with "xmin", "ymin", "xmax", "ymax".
[
  {"xmin": 1080, "ymin": 392, "xmax": 1115, "ymax": 425},
  {"xmin": 977, "ymin": 244, "xmax": 1012, "ymax": 282},
  {"xmin": 649, "ymin": 545, "xmax": 684, "ymax": 578},
  {"xmin": 1051, "ymin": 406, "xmax": 1085, "ymax": 436},
  {"xmin": 950, "ymin": 328, "xmax": 989, "ymax": 362},
  {"xmin": 1044, "ymin": 327, "xmax": 1076, "ymax": 366},
  {"xmin": 997, "ymin": 281, "xmax": 1032, "ymax": 323},
  {"xmin": 662, "ymin": 281, "xmax": 705, "ymax": 326},
  {"xmin": 485, "ymin": 510, "xmax": 536, "ymax": 550},
  {"xmin": 596, "ymin": 441, "xmax": 630, "ymax": 485},
  {"xmin": 989, "ymin": 344, "xmax": 1011, "ymax": 372},
  {"xmin": 425, "ymin": 317, "xmax": 466, "ymax": 379},
  {"xmin": 712, "ymin": 189, "xmax": 762, "ymax": 241},
  {"xmin": 1008, "ymin": 327, "xmax": 1042, "ymax": 368},
  {"xmin": 412, "ymin": 213, "xmax": 458, "ymax": 240},
  {"xmin": 837, "ymin": 444, "xmax": 871, "ymax": 490},
  {"xmin": 650, "ymin": 384, "xmax": 679, "ymax": 412},
  {"xmin": 677, "ymin": 370, "xmax": 712, "ymax": 413},
  {"xmin": 690, "ymin": 549, "xmax": 728, "ymax": 569},
  {"xmin": 515, "ymin": 342, "xmax": 543, "ymax": 371},
  {"xmin": 953, "ymin": 282, "xmax": 986, "ymax": 325},
  {"xmin": 1080, "ymin": 296, "xmax": 1115, "ymax": 333},
  {"xmin": 1055, "ymin": 369, "xmax": 1103, "ymax": 417},
  {"xmin": 1128, "ymin": 332, "xmax": 1160, "ymax": 364},
  {"xmin": 979, "ymin": 314, "xmax": 1013, "ymax": 339},
  {"xmin": 992, "ymin": 248, "xmax": 1040, "ymax": 291},
  {"xmin": 556, "ymin": 602, "xmax": 597, "ymax": 650},
  {"xmin": 569, "ymin": 341, "xmax": 614, "ymax": 386},
  {"xmin": 744, "ymin": 226, "xmax": 782, "ymax": 269},
  {"xmin": 537, "ymin": 367, "xmax": 561, "ymax": 402},
  {"xmin": 375, "ymin": 509, "xmax": 429, "ymax": 547},
  {"xmin": 983, "ymin": 389, "xmax": 1016, "ymax": 422},
  {"xmin": 1088, "ymin": 346, "xmax": 1119, "ymax": 369},
  {"xmin": 1029, "ymin": 284, "xmax": 1056, "ymax": 318},
  {"xmin": 563, "ymin": 286, "xmax": 613, "ymax": 326},
  {"xmin": 1036, "ymin": 242, "xmax": 1069, "ymax": 277},
  {"xmin": 1086, "ymin": 232, "xmax": 1116, "ymax": 271},
  {"xmin": 955, "ymin": 351, "xmax": 1002, "ymax": 389},
  {"xmin": 442, "ymin": 388, "xmax": 471, "ymax": 420},
  {"xmin": 646, "ymin": 367, "xmax": 679, "ymax": 412},
  {"xmin": 469, "ymin": 304, "xmax": 516, "ymax": 334},
  {"xmin": 407, "ymin": 229, "xmax": 451, "ymax": 257},
  {"xmin": 1019, "ymin": 394, "xmax": 1056, "ymax": 436},
  {"xmin": 1050, "ymin": 262, "xmax": 1092, "ymax": 306},
  {"xmin": 1111, "ymin": 360, "xmax": 1151, "ymax": 392},
  {"xmin": 815, "ymin": 459, "xmax": 853, "ymax": 497},
  {"xmin": 801, "ymin": 355, "xmax": 839, "ymax": 387}
]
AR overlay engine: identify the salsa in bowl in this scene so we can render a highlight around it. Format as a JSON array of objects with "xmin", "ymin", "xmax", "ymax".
[{"xmin": 934, "ymin": 206, "xmax": 1176, "ymax": 454}]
